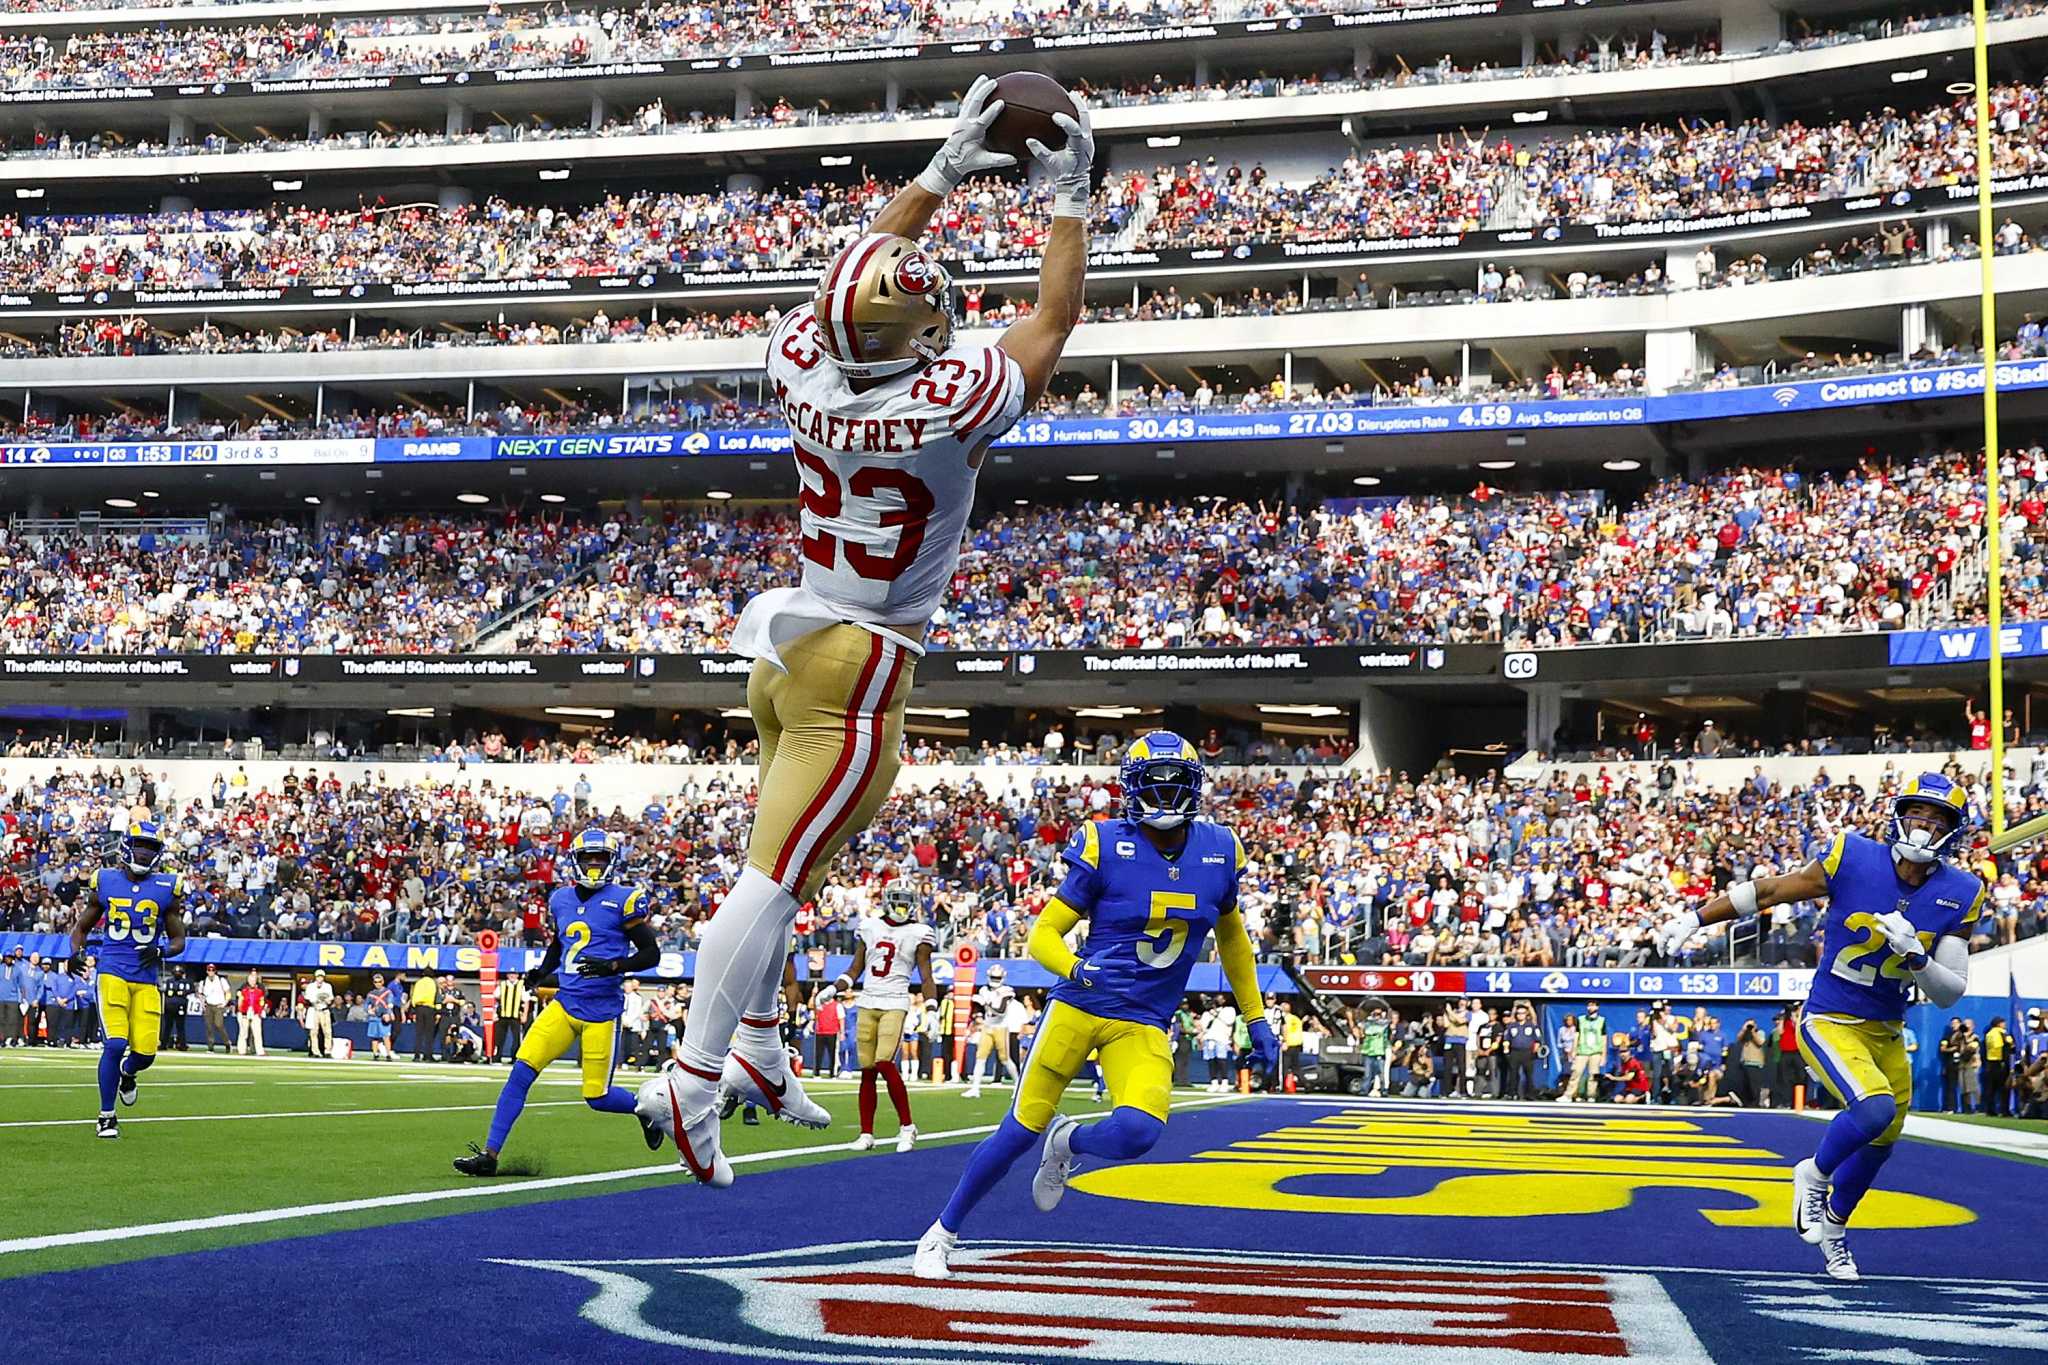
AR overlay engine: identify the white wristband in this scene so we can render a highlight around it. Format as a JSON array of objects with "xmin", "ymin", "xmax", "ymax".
[{"xmin": 1728, "ymin": 880, "xmax": 1759, "ymax": 918}]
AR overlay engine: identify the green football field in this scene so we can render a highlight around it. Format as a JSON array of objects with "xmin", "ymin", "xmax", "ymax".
[{"xmin": 0, "ymin": 1047, "xmax": 1146, "ymax": 1282}]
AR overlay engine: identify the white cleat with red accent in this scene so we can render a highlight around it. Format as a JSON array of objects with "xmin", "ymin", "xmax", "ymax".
[
  {"xmin": 636, "ymin": 1069, "xmax": 733, "ymax": 1188},
  {"xmin": 722, "ymin": 1049, "xmax": 832, "ymax": 1130}
]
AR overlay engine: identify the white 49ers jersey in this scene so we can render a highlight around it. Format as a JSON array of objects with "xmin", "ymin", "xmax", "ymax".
[
  {"xmin": 857, "ymin": 914, "xmax": 937, "ymax": 1010},
  {"xmin": 765, "ymin": 302, "xmax": 1026, "ymax": 626}
]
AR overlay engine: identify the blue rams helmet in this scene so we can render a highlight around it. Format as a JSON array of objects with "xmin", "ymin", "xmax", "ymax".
[
  {"xmin": 121, "ymin": 819, "xmax": 165, "ymax": 878},
  {"xmin": 1121, "ymin": 731, "xmax": 1205, "ymax": 830},
  {"xmin": 1890, "ymin": 772, "xmax": 1968, "ymax": 864},
  {"xmin": 567, "ymin": 827, "xmax": 619, "ymax": 889}
]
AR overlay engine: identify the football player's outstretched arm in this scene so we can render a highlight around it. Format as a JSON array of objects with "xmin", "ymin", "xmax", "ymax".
[
  {"xmin": 1659, "ymin": 859, "xmax": 1828, "ymax": 954},
  {"xmin": 872, "ymin": 74, "xmax": 1015, "ymax": 240},
  {"xmin": 998, "ymin": 100, "xmax": 1095, "ymax": 410}
]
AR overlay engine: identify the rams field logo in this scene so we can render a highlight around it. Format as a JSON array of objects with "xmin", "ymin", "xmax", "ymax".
[
  {"xmin": 490, "ymin": 1240, "xmax": 1704, "ymax": 1362},
  {"xmin": 894, "ymin": 252, "xmax": 943, "ymax": 295}
]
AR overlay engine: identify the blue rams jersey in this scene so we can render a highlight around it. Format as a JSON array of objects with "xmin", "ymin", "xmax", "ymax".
[
  {"xmin": 91, "ymin": 867, "xmax": 184, "ymax": 985},
  {"xmin": 1803, "ymin": 831, "xmax": 1983, "ymax": 1022},
  {"xmin": 1048, "ymin": 817, "xmax": 1244, "ymax": 1029},
  {"xmin": 548, "ymin": 881, "xmax": 645, "ymax": 1023}
]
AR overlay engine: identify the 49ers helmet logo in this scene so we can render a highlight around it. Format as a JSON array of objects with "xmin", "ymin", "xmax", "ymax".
[{"xmin": 894, "ymin": 251, "xmax": 943, "ymax": 295}]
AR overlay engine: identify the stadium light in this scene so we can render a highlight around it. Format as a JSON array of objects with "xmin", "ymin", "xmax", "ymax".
[
  {"xmin": 1602, "ymin": 459, "xmax": 1642, "ymax": 472},
  {"xmin": 1948, "ymin": 81, "xmax": 1976, "ymax": 95},
  {"xmin": 706, "ymin": 489, "xmax": 734, "ymax": 500},
  {"xmin": 456, "ymin": 492, "xmax": 490, "ymax": 504},
  {"xmin": 141, "ymin": 490, "xmax": 160, "ymax": 499},
  {"xmin": 271, "ymin": 178, "xmax": 303, "ymax": 191},
  {"xmin": 1891, "ymin": 68, "xmax": 1928, "ymax": 84},
  {"xmin": 303, "ymin": 495, "xmax": 321, "ymax": 505},
  {"xmin": 1512, "ymin": 110, "xmax": 1548, "ymax": 124},
  {"xmin": 905, "ymin": 707, "xmax": 971, "ymax": 719},
  {"xmin": 386, "ymin": 707, "xmax": 437, "ymax": 718},
  {"xmin": 540, "ymin": 493, "xmax": 566, "ymax": 504},
  {"xmin": 104, "ymin": 497, "xmax": 137, "ymax": 509},
  {"xmin": 1351, "ymin": 475, "xmax": 1382, "ymax": 486},
  {"xmin": 819, "ymin": 155, "xmax": 852, "ymax": 167},
  {"xmin": 1259, "ymin": 704, "xmax": 1344, "ymax": 717},
  {"xmin": 1146, "ymin": 136, "xmax": 1181, "ymax": 149},
  {"xmin": 15, "ymin": 188, "xmax": 43, "ymax": 200},
  {"xmin": 1065, "ymin": 473, "xmax": 1101, "ymax": 482},
  {"xmin": 537, "ymin": 169, "xmax": 571, "ymax": 181},
  {"xmin": 1477, "ymin": 460, "xmax": 1516, "ymax": 470},
  {"xmin": 545, "ymin": 706, "xmax": 617, "ymax": 719}
]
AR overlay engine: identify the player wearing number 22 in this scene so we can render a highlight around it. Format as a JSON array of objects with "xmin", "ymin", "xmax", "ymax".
[
  {"xmin": 655, "ymin": 72, "xmax": 1098, "ymax": 1185},
  {"xmin": 71, "ymin": 821, "xmax": 187, "ymax": 1139},
  {"xmin": 453, "ymin": 829, "xmax": 664, "ymax": 1176},
  {"xmin": 914, "ymin": 732, "xmax": 1279, "ymax": 1278},
  {"xmin": 1661, "ymin": 772, "xmax": 1980, "ymax": 1280}
]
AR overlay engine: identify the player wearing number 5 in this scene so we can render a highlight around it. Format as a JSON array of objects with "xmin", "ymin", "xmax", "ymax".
[
  {"xmin": 454, "ymin": 829, "xmax": 663, "ymax": 1176},
  {"xmin": 664, "ymin": 72, "xmax": 1097, "ymax": 1184},
  {"xmin": 1659, "ymin": 772, "xmax": 1980, "ymax": 1280},
  {"xmin": 915, "ymin": 732, "xmax": 1278, "ymax": 1278},
  {"xmin": 70, "ymin": 820, "xmax": 186, "ymax": 1140}
]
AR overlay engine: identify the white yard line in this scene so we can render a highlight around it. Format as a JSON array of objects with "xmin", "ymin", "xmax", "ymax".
[
  {"xmin": 0, "ymin": 1081, "xmax": 256, "ymax": 1091},
  {"xmin": 0, "ymin": 1093, "xmax": 1249, "ymax": 1258},
  {"xmin": 0, "ymin": 1100, "xmax": 590, "ymax": 1130}
]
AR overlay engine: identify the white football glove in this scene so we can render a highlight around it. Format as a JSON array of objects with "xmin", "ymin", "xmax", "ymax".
[
  {"xmin": 916, "ymin": 74, "xmax": 1017, "ymax": 196},
  {"xmin": 1656, "ymin": 909, "xmax": 1701, "ymax": 958},
  {"xmin": 1029, "ymin": 99, "xmax": 1095, "ymax": 220},
  {"xmin": 1873, "ymin": 910, "xmax": 1929, "ymax": 967}
]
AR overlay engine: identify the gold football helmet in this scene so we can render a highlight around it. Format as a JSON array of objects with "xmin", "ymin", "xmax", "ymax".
[{"xmin": 812, "ymin": 232, "xmax": 955, "ymax": 381}]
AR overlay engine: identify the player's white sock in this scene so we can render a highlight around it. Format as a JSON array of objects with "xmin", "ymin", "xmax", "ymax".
[{"xmin": 676, "ymin": 867, "xmax": 797, "ymax": 1083}]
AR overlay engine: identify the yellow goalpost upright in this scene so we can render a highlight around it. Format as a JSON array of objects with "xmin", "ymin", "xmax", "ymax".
[{"xmin": 1974, "ymin": 0, "xmax": 2008, "ymax": 841}]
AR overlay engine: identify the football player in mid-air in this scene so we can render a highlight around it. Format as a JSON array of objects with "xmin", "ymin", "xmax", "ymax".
[
  {"xmin": 659, "ymin": 73, "xmax": 1096, "ymax": 1185},
  {"xmin": 914, "ymin": 733, "xmax": 1278, "ymax": 1278},
  {"xmin": 833, "ymin": 886, "xmax": 936, "ymax": 1152},
  {"xmin": 71, "ymin": 820, "xmax": 186, "ymax": 1139},
  {"xmin": 454, "ymin": 829, "xmax": 663, "ymax": 1175},
  {"xmin": 1660, "ymin": 772, "xmax": 1980, "ymax": 1280}
]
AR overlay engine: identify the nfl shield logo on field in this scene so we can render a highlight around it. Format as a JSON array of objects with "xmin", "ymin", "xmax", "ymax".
[{"xmin": 491, "ymin": 1241, "xmax": 1701, "ymax": 1363}]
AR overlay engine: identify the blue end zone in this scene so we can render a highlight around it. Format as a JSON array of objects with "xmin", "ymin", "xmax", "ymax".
[{"xmin": 4, "ymin": 1099, "xmax": 2044, "ymax": 1364}]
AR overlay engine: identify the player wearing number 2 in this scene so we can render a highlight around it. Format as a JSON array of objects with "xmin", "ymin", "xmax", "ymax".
[
  {"xmin": 662, "ymin": 73, "xmax": 1097, "ymax": 1185},
  {"xmin": 453, "ymin": 829, "xmax": 663, "ymax": 1176},
  {"xmin": 1659, "ymin": 772, "xmax": 1980, "ymax": 1280},
  {"xmin": 71, "ymin": 820, "xmax": 186, "ymax": 1139},
  {"xmin": 914, "ymin": 733, "xmax": 1279, "ymax": 1278}
]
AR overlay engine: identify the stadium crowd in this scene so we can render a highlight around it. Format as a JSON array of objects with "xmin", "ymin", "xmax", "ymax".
[
  {"xmin": 0, "ymin": 447, "xmax": 2040, "ymax": 653},
  {"xmin": 2, "ymin": 755, "xmax": 2045, "ymax": 981},
  {"xmin": 6, "ymin": 74, "xmax": 2048, "ymax": 297},
  {"xmin": 0, "ymin": 513, "xmax": 611, "ymax": 654}
]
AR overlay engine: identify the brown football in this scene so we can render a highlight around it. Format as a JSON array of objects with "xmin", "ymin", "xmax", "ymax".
[{"xmin": 985, "ymin": 71, "xmax": 1077, "ymax": 162}]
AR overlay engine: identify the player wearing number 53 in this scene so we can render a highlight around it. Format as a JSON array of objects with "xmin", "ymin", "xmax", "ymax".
[
  {"xmin": 653, "ymin": 72, "xmax": 1097, "ymax": 1186},
  {"xmin": 70, "ymin": 821, "xmax": 187, "ymax": 1139},
  {"xmin": 1657, "ymin": 772, "xmax": 1981, "ymax": 1281},
  {"xmin": 913, "ymin": 733, "xmax": 1278, "ymax": 1278},
  {"xmin": 453, "ymin": 829, "xmax": 664, "ymax": 1176}
]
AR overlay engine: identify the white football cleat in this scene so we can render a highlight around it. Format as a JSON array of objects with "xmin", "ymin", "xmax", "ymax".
[
  {"xmin": 1032, "ymin": 1114, "xmax": 1081, "ymax": 1213},
  {"xmin": 1792, "ymin": 1158, "xmax": 1831, "ymax": 1245},
  {"xmin": 912, "ymin": 1220, "xmax": 957, "ymax": 1281},
  {"xmin": 961, "ymin": 1083, "xmax": 982, "ymax": 1099},
  {"xmin": 850, "ymin": 1132, "xmax": 876, "ymax": 1151},
  {"xmin": 722, "ymin": 1049, "xmax": 831, "ymax": 1130},
  {"xmin": 638, "ymin": 1070, "xmax": 733, "ymax": 1188},
  {"xmin": 896, "ymin": 1124, "xmax": 918, "ymax": 1153},
  {"xmin": 1817, "ymin": 1222, "xmax": 1858, "ymax": 1281}
]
